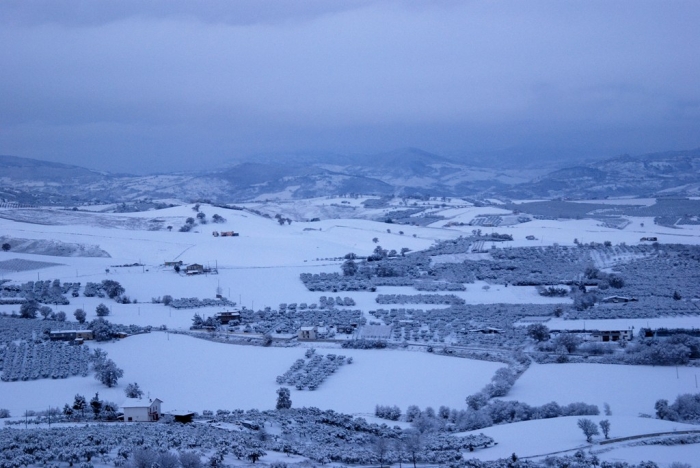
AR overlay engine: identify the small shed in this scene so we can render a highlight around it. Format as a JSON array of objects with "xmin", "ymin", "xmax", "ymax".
[
  {"xmin": 601, "ymin": 296, "xmax": 638, "ymax": 304},
  {"xmin": 168, "ymin": 410, "xmax": 196, "ymax": 423},
  {"xmin": 298, "ymin": 326, "xmax": 318, "ymax": 341},
  {"xmin": 122, "ymin": 398, "xmax": 163, "ymax": 422}
]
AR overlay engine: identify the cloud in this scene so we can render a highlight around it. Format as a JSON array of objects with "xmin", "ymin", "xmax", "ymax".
[{"xmin": 0, "ymin": 1, "xmax": 699, "ymax": 172}]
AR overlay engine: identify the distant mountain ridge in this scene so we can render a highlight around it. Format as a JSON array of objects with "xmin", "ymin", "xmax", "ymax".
[
  {"xmin": 508, "ymin": 147, "xmax": 700, "ymax": 199},
  {"xmin": 1, "ymin": 147, "xmax": 700, "ymax": 204}
]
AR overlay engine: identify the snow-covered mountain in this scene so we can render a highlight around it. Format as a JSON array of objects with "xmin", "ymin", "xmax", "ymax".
[
  {"xmin": 0, "ymin": 149, "xmax": 534, "ymax": 204},
  {"xmin": 509, "ymin": 148, "xmax": 700, "ymax": 199},
  {"xmin": 2, "ymin": 147, "xmax": 700, "ymax": 204}
]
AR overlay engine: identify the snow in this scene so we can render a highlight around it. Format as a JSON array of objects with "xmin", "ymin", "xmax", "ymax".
[
  {"xmin": 596, "ymin": 444, "xmax": 700, "ymax": 467},
  {"xmin": 0, "ymin": 332, "xmax": 503, "ymax": 416},
  {"xmin": 378, "ymin": 283, "xmax": 571, "ymax": 306},
  {"xmin": 548, "ymin": 316, "xmax": 700, "ymax": 332},
  {"xmin": 462, "ymin": 415, "xmax": 700, "ymax": 461},
  {"xmin": 570, "ymin": 198, "xmax": 658, "ymax": 207},
  {"xmin": 1, "ymin": 201, "xmax": 700, "ymax": 463},
  {"xmin": 506, "ymin": 361, "xmax": 700, "ymax": 417}
]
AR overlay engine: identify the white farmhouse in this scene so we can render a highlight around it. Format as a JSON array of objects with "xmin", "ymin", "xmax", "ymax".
[
  {"xmin": 298, "ymin": 326, "xmax": 317, "ymax": 341},
  {"xmin": 122, "ymin": 398, "xmax": 163, "ymax": 422}
]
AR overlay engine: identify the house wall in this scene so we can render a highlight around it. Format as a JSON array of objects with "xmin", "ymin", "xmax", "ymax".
[{"xmin": 123, "ymin": 407, "xmax": 150, "ymax": 422}]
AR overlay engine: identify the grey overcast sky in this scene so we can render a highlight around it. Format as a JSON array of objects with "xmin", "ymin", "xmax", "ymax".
[{"xmin": 1, "ymin": 0, "xmax": 699, "ymax": 173}]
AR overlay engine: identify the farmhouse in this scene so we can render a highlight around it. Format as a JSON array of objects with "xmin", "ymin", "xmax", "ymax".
[
  {"xmin": 164, "ymin": 261, "xmax": 183, "ymax": 267},
  {"xmin": 298, "ymin": 326, "xmax": 317, "ymax": 341},
  {"xmin": 213, "ymin": 231, "xmax": 239, "ymax": 237},
  {"xmin": 49, "ymin": 330, "xmax": 93, "ymax": 342},
  {"xmin": 122, "ymin": 398, "xmax": 163, "ymax": 422},
  {"xmin": 590, "ymin": 329, "xmax": 633, "ymax": 342},
  {"xmin": 640, "ymin": 237, "xmax": 658, "ymax": 242},
  {"xmin": 185, "ymin": 264, "xmax": 204, "ymax": 275},
  {"xmin": 215, "ymin": 311, "xmax": 241, "ymax": 324}
]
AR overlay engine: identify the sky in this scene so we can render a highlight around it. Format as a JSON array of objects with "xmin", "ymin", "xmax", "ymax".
[{"xmin": 1, "ymin": 0, "xmax": 699, "ymax": 174}]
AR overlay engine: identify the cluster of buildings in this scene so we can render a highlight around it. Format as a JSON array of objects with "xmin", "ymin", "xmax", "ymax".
[{"xmin": 163, "ymin": 261, "xmax": 215, "ymax": 275}]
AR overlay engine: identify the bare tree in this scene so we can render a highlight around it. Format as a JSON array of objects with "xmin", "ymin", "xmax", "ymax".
[
  {"xmin": 372, "ymin": 436, "xmax": 389, "ymax": 468},
  {"xmin": 577, "ymin": 418, "xmax": 599, "ymax": 443},
  {"xmin": 402, "ymin": 430, "xmax": 422, "ymax": 468}
]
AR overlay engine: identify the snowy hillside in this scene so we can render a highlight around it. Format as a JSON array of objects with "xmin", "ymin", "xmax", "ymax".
[{"xmin": 0, "ymin": 199, "xmax": 699, "ymax": 467}]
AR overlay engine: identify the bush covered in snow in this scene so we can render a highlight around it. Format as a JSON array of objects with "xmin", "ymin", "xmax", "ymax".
[{"xmin": 655, "ymin": 392, "xmax": 700, "ymax": 423}]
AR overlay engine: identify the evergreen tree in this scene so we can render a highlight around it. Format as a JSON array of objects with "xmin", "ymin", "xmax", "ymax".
[
  {"xmin": 102, "ymin": 280, "xmax": 125, "ymax": 299},
  {"xmin": 74, "ymin": 308, "xmax": 87, "ymax": 323},
  {"xmin": 90, "ymin": 393, "xmax": 102, "ymax": 419},
  {"xmin": 95, "ymin": 359, "xmax": 124, "ymax": 388},
  {"xmin": 341, "ymin": 259, "xmax": 358, "ymax": 276},
  {"xmin": 96, "ymin": 303, "xmax": 110, "ymax": 317},
  {"xmin": 125, "ymin": 382, "xmax": 144, "ymax": 399},
  {"xmin": 19, "ymin": 300, "xmax": 39, "ymax": 319},
  {"xmin": 73, "ymin": 394, "xmax": 87, "ymax": 419},
  {"xmin": 526, "ymin": 323, "xmax": 550, "ymax": 342},
  {"xmin": 276, "ymin": 387, "xmax": 292, "ymax": 410},
  {"xmin": 39, "ymin": 305, "xmax": 53, "ymax": 319}
]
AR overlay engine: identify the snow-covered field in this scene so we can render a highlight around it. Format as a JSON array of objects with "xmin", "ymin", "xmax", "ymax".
[
  {"xmin": 0, "ymin": 332, "xmax": 503, "ymax": 417},
  {"xmin": 462, "ymin": 416, "xmax": 700, "ymax": 461},
  {"xmin": 507, "ymin": 362, "xmax": 700, "ymax": 417},
  {"xmin": 1, "ymin": 201, "xmax": 700, "ymax": 466}
]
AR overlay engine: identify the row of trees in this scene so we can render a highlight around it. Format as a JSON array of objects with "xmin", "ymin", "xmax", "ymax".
[
  {"xmin": 0, "ymin": 279, "xmax": 75, "ymax": 305},
  {"xmin": 0, "ymin": 341, "xmax": 90, "ymax": 382},
  {"xmin": 374, "ymin": 399, "xmax": 600, "ymax": 434},
  {"xmin": 275, "ymin": 350, "xmax": 350, "ymax": 390},
  {"xmin": 577, "ymin": 418, "xmax": 611, "ymax": 442},
  {"xmin": 655, "ymin": 392, "xmax": 700, "ymax": 423}
]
